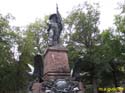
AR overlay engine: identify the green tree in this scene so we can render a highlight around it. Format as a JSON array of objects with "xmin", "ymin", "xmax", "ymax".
[
  {"xmin": 99, "ymin": 29, "xmax": 125, "ymax": 88},
  {"xmin": 15, "ymin": 17, "xmax": 48, "ymax": 92},
  {"xmin": 65, "ymin": 2, "xmax": 101, "ymax": 93},
  {"xmin": 0, "ymin": 13, "xmax": 19, "ymax": 93},
  {"xmin": 64, "ymin": 2, "xmax": 125, "ymax": 93}
]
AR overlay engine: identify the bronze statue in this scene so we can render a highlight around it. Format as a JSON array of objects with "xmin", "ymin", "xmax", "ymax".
[{"xmin": 47, "ymin": 5, "xmax": 63, "ymax": 46}]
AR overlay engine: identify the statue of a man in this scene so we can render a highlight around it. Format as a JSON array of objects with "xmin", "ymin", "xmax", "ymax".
[{"xmin": 47, "ymin": 5, "xmax": 63, "ymax": 46}]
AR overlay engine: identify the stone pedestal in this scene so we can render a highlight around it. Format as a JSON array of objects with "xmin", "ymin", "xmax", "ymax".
[
  {"xmin": 32, "ymin": 46, "xmax": 85, "ymax": 93},
  {"xmin": 78, "ymin": 82, "xmax": 85, "ymax": 93},
  {"xmin": 32, "ymin": 83, "xmax": 42, "ymax": 93},
  {"xmin": 43, "ymin": 46, "xmax": 70, "ymax": 80}
]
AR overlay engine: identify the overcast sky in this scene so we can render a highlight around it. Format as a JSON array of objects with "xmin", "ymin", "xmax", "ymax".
[{"xmin": 0, "ymin": 0, "xmax": 123, "ymax": 30}]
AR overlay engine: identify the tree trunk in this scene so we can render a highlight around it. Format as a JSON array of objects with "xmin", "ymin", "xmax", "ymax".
[
  {"xmin": 112, "ymin": 70, "xmax": 120, "ymax": 88},
  {"xmin": 93, "ymin": 78, "xmax": 98, "ymax": 93}
]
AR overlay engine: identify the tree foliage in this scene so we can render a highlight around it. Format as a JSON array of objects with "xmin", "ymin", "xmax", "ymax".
[{"xmin": 64, "ymin": 2, "xmax": 125, "ymax": 93}]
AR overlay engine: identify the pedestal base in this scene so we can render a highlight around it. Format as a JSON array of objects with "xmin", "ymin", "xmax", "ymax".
[{"xmin": 32, "ymin": 83, "xmax": 42, "ymax": 93}]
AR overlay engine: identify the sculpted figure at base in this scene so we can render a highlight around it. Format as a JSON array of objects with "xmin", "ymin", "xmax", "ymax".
[
  {"xmin": 33, "ymin": 54, "xmax": 43, "ymax": 82},
  {"xmin": 47, "ymin": 5, "xmax": 63, "ymax": 46}
]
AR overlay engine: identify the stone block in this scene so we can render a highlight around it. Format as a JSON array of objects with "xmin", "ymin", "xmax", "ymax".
[{"xmin": 43, "ymin": 47, "xmax": 70, "ymax": 80}]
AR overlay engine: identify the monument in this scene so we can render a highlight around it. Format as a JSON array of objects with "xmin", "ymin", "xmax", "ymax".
[{"xmin": 31, "ymin": 5, "xmax": 84, "ymax": 93}]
